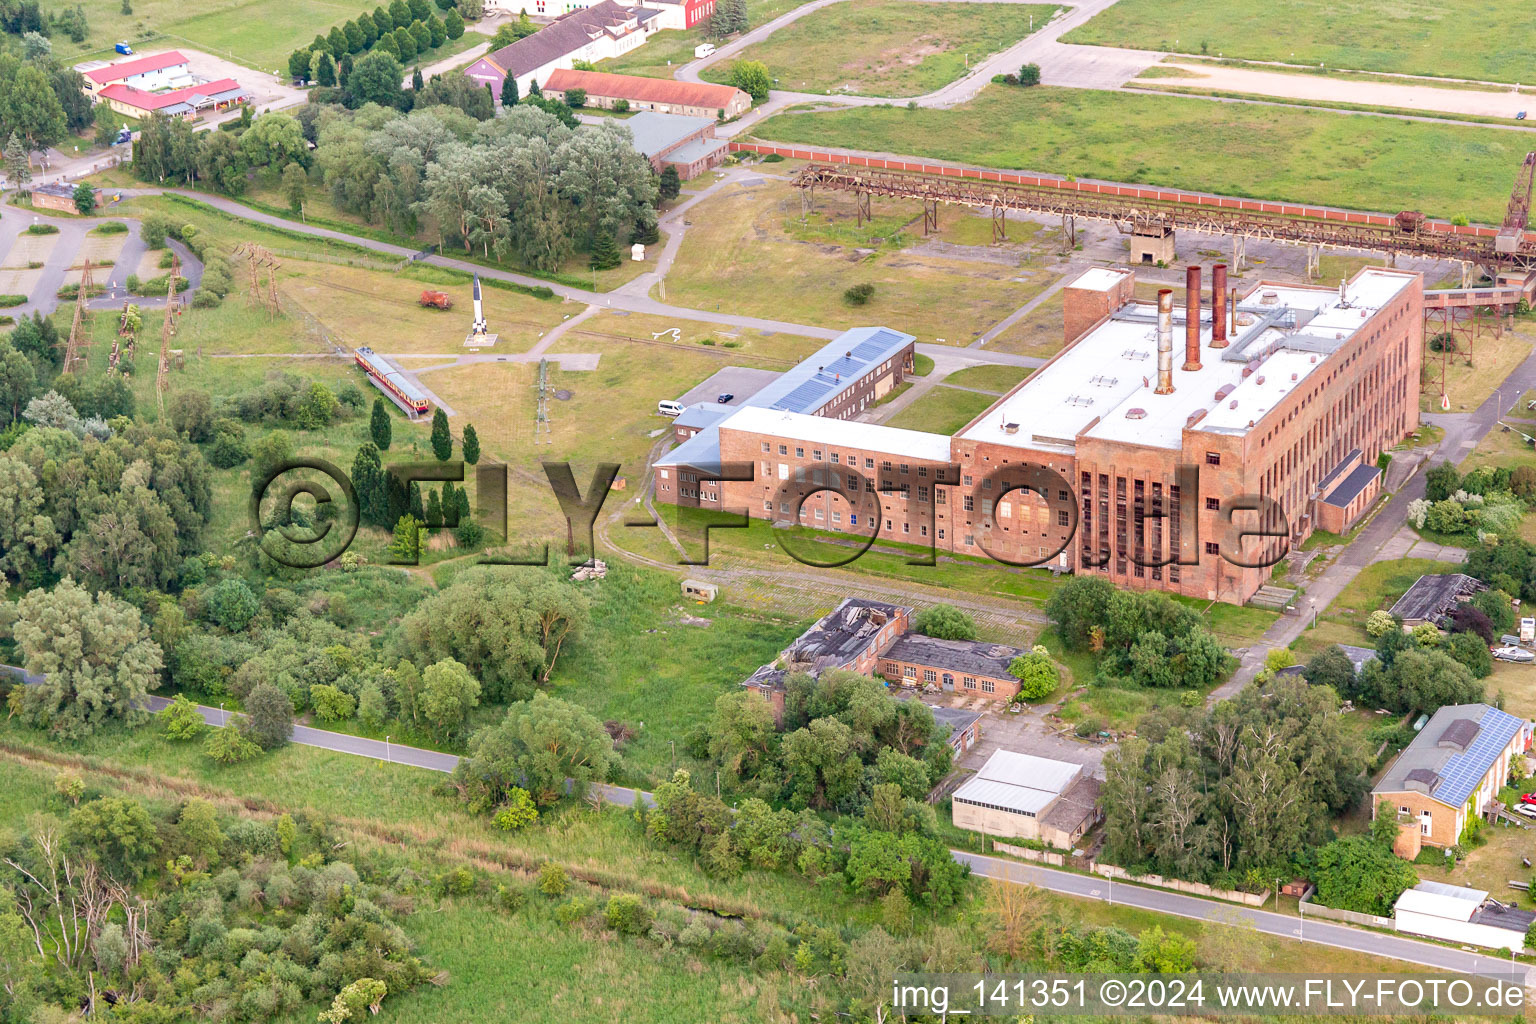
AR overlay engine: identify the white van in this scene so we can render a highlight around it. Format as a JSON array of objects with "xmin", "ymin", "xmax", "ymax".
[
  {"xmin": 694, "ymin": 43, "xmax": 716, "ymax": 59},
  {"xmin": 658, "ymin": 400, "xmax": 684, "ymax": 417}
]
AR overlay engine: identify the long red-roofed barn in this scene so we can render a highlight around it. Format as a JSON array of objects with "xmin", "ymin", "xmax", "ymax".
[{"xmin": 542, "ymin": 69, "xmax": 750, "ymax": 119}]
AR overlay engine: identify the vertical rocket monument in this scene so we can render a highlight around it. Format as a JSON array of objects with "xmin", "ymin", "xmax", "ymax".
[{"xmin": 463, "ymin": 273, "xmax": 497, "ymax": 347}]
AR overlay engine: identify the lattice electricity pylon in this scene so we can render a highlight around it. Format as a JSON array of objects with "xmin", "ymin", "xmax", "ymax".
[
  {"xmin": 61, "ymin": 260, "xmax": 94, "ymax": 374},
  {"xmin": 265, "ymin": 262, "xmax": 280, "ymax": 320},
  {"xmin": 533, "ymin": 357, "xmax": 552, "ymax": 444},
  {"xmin": 156, "ymin": 256, "xmax": 180, "ymax": 416}
]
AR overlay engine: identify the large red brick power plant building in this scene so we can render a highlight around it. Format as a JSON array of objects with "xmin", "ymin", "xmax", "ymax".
[{"xmin": 654, "ymin": 266, "xmax": 1423, "ymax": 605}]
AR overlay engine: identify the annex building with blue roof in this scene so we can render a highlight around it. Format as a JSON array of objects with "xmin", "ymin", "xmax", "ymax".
[
  {"xmin": 654, "ymin": 326, "xmax": 916, "ymax": 506},
  {"xmin": 1373, "ymin": 703, "xmax": 1532, "ymax": 856}
]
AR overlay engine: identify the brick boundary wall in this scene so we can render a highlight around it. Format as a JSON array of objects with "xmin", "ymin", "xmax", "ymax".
[{"xmin": 727, "ymin": 142, "xmax": 1532, "ymax": 243}]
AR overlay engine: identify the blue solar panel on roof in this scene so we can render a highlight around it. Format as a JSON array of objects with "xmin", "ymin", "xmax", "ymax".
[
  {"xmin": 774, "ymin": 380, "xmax": 833, "ymax": 412},
  {"xmin": 1434, "ymin": 707, "xmax": 1523, "ymax": 807},
  {"xmin": 850, "ymin": 338, "xmax": 892, "ymax": 360}
]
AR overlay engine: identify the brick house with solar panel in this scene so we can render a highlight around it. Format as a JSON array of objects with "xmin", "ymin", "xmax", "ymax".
[{"xmin": 1372, "ymin": 703, "xmax": 1532, "ymax": 855}]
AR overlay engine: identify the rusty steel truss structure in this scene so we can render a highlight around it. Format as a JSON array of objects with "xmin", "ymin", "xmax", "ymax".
[
  {"xmin": 793, "ymin": 160, "xmax": 1536, "ymax": 275},
  {"xmin": 796, "ymin": 158, "xmax": 1536, "ymax": 402}
]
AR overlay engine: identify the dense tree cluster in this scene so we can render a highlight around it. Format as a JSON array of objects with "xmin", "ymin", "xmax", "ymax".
[
  {"xmin": 286, "ymin": 0, "xmax": 459, "ymax": 89},
  {"xmin": 644, "ymin": 770, "xmax": 968, "ymax": 908},
  {"xmin": 0, "ymin": 796, "xmax": 431, "ymax": 1021},
  {"xmin": 313, "ymin": 103, "xmax": 656, "ymax": 269},
  {"xmin": 8, "ymin": 579, "xmax": 162, "ymax": 738},
  {"xmin": 687, "ymin": 670, "xmax": 954, "ymax": 814},
  {"xmin": 452, "ymin": 692, "xmax": 616, "ymax": 808},
  {"xmin": 1099, "ymin": 677, "xmax": 1369, "ymax": 885},
  {"xmin": 1045, "ymin": 576, "xmax": 1234, "ymax": 690},
  {"xmin": 392, "ymin": 567, "xmax": 590, "ymax": 701},
  {"xmin": 0, "ymin": 51, "xmax": 94, "ymax": 167},
  {"xmin": 0, "ymin": 418, "xmax": 213, "ymax": 593}
]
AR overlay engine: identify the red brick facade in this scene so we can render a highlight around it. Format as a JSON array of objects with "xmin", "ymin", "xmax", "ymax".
[{"xmin": 654, "ymin": 269, "xmax": 1423, "ymax": 605}]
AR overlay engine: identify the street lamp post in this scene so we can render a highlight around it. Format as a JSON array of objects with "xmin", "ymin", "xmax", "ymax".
[
  {"xmin": 219, "ymin": 702, "xmax": 226, "ymax": 727},
  {"xmin": 1310, "ymin": 597, "xmax": 1317, "ymax": 630},
  {"xmin": 385, "ymin": 735, "xmax": 391, "ymax": 764}
]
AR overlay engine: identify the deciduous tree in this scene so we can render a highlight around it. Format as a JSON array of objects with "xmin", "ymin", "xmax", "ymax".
[
  {"xmin": 11, "ymin": 579, "xmax": 161, "ymax": 739},
  {"xmin": 452, "ymin": 693, "xmax": 617, "ymax": 807}
]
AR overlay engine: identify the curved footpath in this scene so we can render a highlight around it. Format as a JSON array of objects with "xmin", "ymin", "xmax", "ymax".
[
  {"xmin": 99, "ymin": 184, "xmax": 1044, "ymax": 369},
  {"xmin": 0, "ymin": 681, "xmax": 1495, "ymax": 983}
]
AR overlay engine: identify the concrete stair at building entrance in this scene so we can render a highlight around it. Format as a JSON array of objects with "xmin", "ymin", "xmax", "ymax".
[{"xmin": 1249, "ymin": 585, "xmax": 1297, "ymax": 611}]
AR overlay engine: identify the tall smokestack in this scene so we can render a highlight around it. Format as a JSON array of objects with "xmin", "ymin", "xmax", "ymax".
[
  {"xmin": 1184, "ymin": 264, "xmax": 1202, "ymax": 372},
  {"xmin": 1211, "ymin": 264, "xmax": 1228, "ymax": 347},
  {"xmin": 1155, "ymin": 288, "xmax": 1174, "ymax": 395}
]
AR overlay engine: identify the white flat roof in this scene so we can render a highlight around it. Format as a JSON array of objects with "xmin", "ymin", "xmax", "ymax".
[
  {"xmin": 959, "ymin": 268, "xmax": 1415, "ymax": 451},
  {"xmin": 1396, "ymin": 882, "xmax": 1487, "ymax": 922},
  {"xmin": 719, "ymin": 406, "xmax": 951, "ymax": 462},
  {"xmin": 953, "ymin": 749, "xmax": 1083, "ymax": 816},
  {"xmin": 1072, "ymin": 267, "xmax": 1130, "ymax": 291}
]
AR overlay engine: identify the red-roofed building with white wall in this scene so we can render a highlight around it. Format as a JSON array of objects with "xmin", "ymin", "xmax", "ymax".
[
  {"xmin": 81, "ymin": 51, "xmax": 192, "ymax": 97},
  {"xmin": 98, "ymin": 78, "xmax": 249, "ymax": 120}
]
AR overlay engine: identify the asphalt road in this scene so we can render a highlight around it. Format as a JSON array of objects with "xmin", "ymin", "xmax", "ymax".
[
  {"xmin": 958, "ymin": 852, "xmax": 1527, "ymax": 982},
  {"xmin": 0, "ymin": 681, "xmax": 1483, "ymax": 979}
]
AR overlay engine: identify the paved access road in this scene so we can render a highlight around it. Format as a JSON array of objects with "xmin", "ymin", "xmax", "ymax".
[
  {"xmin": 14, "ymin": 684, "xmax": 1481, "ymax": 981},
  {"xmin": 959, "ymin": 851, "xmax": 1528, "ymax": 982},
  {"xmin": 137, "ymin": 693, "xmax": 644, "ymax": 806},
  {"xmin": 1213, "ymin": 347, "xmax": 1536, "ymax": 699}
]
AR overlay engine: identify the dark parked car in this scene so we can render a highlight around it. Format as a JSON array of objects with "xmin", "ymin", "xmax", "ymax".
[{"xmin": 716, "ymin": 393, "xmax": 734, "ymax": 403}]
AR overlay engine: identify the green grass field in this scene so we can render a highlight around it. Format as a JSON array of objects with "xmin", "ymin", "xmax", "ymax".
[
  {"xmin": 660, "ymin": 178, "xmax": 1055, "ymax": 344},
  {"xmin": 749, "ymin": 86, "xmax": 1530, "ymax": 223},
  {"xmin": 699, "ymin": 0, "xmax": 1060, "ymax": 97},
  {"xmin": 1063, "ymin": 0, "xmax": 1536, "ymax": 84},
  {"xmin": 63, "ymin": 0, "xmax": 411, "ymax": 72},
  {"xmin": 883, "ymin": 385, "xmax": 996, "ymax": 434},
  {"xmin": 595, "ymin": 0, "xmax": 817, "ymax": 79},
  {"xmin": 940, "ymin": 363, "xmax": 1032, "ymax": 393}
]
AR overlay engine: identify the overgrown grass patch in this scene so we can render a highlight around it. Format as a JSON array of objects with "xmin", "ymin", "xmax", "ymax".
[{"xmin": 751, "ymin": 86, "xmax": 1530, "ymax": 223}]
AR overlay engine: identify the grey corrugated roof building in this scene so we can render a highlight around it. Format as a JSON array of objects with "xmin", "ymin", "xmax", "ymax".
[
  {"xmin": 1387, "ymin": 573, "xmax": 1487, "ymax": 626},
  {"xmin": 881, "ymin": 634, "xmax": 1023, "ymax": 679}
]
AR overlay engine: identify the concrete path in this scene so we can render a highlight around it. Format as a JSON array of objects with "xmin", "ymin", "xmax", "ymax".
[
  {"xmin": 974, "ymin": 271, "xmax": 1074, "ymax": 347},
  {"xmin": 1152, "ymin": 61, "xmax": 1532, "ymax": 121},
  {"xmin": 0, "ymin": 200, "xmax": 203, "ymax": 319},
  {"xmin": 958, "ymin": 850, "xmax": 1527, "ymax": 983},
  {"xmin": 1212, "ymin": 349, "xmax": 1536, "ymax": 700}
]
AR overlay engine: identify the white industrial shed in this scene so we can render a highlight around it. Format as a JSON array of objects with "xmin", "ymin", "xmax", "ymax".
[
  {"xmin": 1393, "ymin": 881, "xmax": 1535, "ymax": 953},
  {"xmin": 951, "ymin": 750, "xmax": 1101, "ymax": 848}
]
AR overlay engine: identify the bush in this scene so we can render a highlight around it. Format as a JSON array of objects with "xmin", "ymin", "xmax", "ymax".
[
  {"xmin": 309, "ymin": 684, "xmax": 357, "ymax": 721},
  {"xmin": 433, "ymin": 867, "xmax": 476, "ymax": 896},
  {"xmin": 0, "ymin": 295, "xmax": 25, "ymax": 307},
  {"xmin": 555, "ymin": 897, "xmax": 591, "ymax": 925},
  {"xmin": 604, "ymin": 893, "xmax": 650, "ymax": 935},
  {"xmin": 913, "ymin": 603, "xmax": 976, "ymax": 641},
  {"xmin": 1366, "ymin": 610, "xmax": 1398, "ymax": 638},
  {"xmin": 159, "ymin": 694, "xmax": 206, "ymax": 740},
  {"xmin": 492, "ymin": 788, "xmax": 539, "ymax": 831},
  {"xmin": 140, "ymin": 216, "xmax": 169, "ymax": 248},
  {"xmin": 24, "ymin": 224, "xmax": 57, "ymax": 235},
  {"xmin": 91, "ymin": 221, "xmax": 129, "ymax": 235},
  {"xmin": 843, "ymin": 283, "xmax": 875, "ymax": 306},
  {"xmin": 1018, "ymin": 62, "xmax": 1041, "ymax": 86},
  {"xmin": 1009, "ymin": 649, "xmax": 1059, "ymax": 701},
  {"xmin": 537, "ymin": 862, "xmax": 568, "ymax": 896},
  {"xmin": 494, "ymin": 882, "xmax": 529, "ymax": 912}
]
